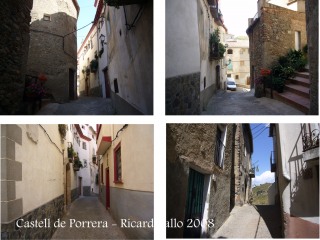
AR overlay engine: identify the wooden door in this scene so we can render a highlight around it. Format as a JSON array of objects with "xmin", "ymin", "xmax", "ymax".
[
  {"xmin": 103, "ymin": 68, "xmax": 111, "ymax": 98},
  {"xmin": 106, "ymin": 168, "xmax": 110, "ymax": 208}
]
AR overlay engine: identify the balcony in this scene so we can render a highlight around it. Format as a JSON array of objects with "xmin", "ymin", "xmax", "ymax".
[
  {"xmin": 270, "ymin": 151, "xmax": 276, "ymax": 172},
  {"xmin": 301, "ymin": 124, "xmax": 319, "ymax": 152},
  {"xmin": 249, "ymin": 167, "xmax": 255, "ymax": 178}
]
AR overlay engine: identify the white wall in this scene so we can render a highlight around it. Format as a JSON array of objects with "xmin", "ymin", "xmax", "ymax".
[
  {"xmin": 15, "ymin": 125, "xmax": 64, "ymax": 214},
  {"xmin": 166, "ymin": 0, "xmax": 201, "ymax": 78}
]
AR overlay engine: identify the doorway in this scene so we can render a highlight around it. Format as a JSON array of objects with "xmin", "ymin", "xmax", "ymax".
[
  {"xmin": 78, "ymin": 177, "xmax": 82, "ymax": 196},
  {"xmin": 183, "ymin": 168, "xmax": 205, "ymax": 238},
  {"xmin": 103, "ymin": 68, "xmax": 111, "ymax": 98},
  {"xmin": 65, "ymin": 163, "xmax": 71, "ymax": 205},
  {"xmin": 69, "ymin": 69, "xmax": 75, "ymax": 100},
  {"xmin": 216, "ymin": 65, "xmax": 220, "ymax": 89},
  {"xmin": 106, "ymin": 168, "xmax": 110, "ymax": 208}
]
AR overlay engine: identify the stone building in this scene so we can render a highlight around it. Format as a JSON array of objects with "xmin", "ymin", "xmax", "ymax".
[
  {"xmin": 246, "ymin": 0, "xmax": 307, "ymax": 88},
  {"xmin": 166, "ymin": 0, "xmax": 229, "ymax": 114},
  {"xmin": 0, "ymin": 0, "xmax": 33, "ymax": 114},
  {"xmin": 269, "ymin": 124, "xmax": 319, "ymax": 238},
  {"xmin": 166, "ymin": 124, "xmax": 254, "ymax": 238},
  {"xmin": 230, "ymin": 124, "xmax": 254, "ymax": 208},
  {"xmin": 1, "ymin": 124, "xmax": 80, "ymax": 239},
  {"xmin": 225, "ymin": 37, "xmax": 250, "ymax": 87},
  {"xmin": 305, "ymin": 0, "xmax": 318, "ymax": 115},
  {"xmin": 103, "ymin": 1, "xmax": 153, "ymax": 115},
  {"xmin": 26, "ymin": 0, "xmax": 80, "ymax": 103},
  {"xmin": 96, "ymin": 124, "xmax": 154, "ymax": 238}
]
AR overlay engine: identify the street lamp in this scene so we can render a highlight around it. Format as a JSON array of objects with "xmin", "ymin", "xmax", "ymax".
[{"xmin": 99, "ymin": 34, "xmax": 106, "ymax": 46}]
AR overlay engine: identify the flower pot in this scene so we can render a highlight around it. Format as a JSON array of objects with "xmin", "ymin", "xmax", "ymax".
[{"xmin": 73, "ymin": 165, "xmax": 80, "ymax": 171}]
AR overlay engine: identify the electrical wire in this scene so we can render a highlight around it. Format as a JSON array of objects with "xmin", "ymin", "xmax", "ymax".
[
  {"xmin": 39, "ymin": 124, "xmax": 63, "ymax": 154},
  {"xmin": 253, "ymin": 126, "xmax": 269, "ymax": 140}
]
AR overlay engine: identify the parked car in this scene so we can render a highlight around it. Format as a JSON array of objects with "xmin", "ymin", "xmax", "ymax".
[{"xmin": 226, "ymin": 78, "xmax": 237, "ymax": 91}]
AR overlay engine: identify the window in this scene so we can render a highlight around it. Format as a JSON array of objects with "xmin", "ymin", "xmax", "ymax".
[
  {"xmin": 227, "ymin": 74, "xmax": 231, "ymax": 77},
  {"xmin": 114, "ymin": 143, "xmax": 122, "ymax": 183},
  {"xmin": 240, "ymin": 61, "xmax": 244, "ymax": 66},
  {"xmin": 43, "ymin": 14, "xmax": 51, "ymax": 21},
  {"xmin": 235, "ymin": 75, "xmax": 239, "ymax": 79},
  {"xmin": 215, "ymin": 125, "xmax": 227, "ymax": 168},
  {"xmin": 82, "ymin": 142, "xmax": 87, "ymax": 150},
  {"xmin": 227, "ymin": 49, "xmax": 233, "ymax": 54}
]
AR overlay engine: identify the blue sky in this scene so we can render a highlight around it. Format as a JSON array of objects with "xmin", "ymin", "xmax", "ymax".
[
  {"xmin": 77, "ymin": 0, "xmax": 97, "ymax": 50},
  {"xmin": 250, "ymin": 124, "xmax": 275, "ymax": 186}
]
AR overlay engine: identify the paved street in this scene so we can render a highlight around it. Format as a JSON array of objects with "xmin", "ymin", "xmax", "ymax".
[
  {"xmin": 213, "ymin": 204, "xmax": 282, "ymax": 238},
  {"xmin": 202, "ymin": 88, "xmax": 304, "ymax": 115},
  {"xmin": 37, "ymin": 97, "xmax": 114, "ymax": 115},
  {"xmin": 52, "ymin": 196, "xmax": 126, "ymax": 239}
]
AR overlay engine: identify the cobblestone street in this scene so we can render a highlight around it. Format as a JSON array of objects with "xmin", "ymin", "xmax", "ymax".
[
  {"xmin": 52, "ymin": 196, "xmax": 126, "ymax": 239},
  {"xmin": 213, "ymin": 204, "xmax": 282, "ymax": 238},
  {"xmin": 37, "ymin": 97, "xmax": 114, "ymax": 115},
  {"xmin": 202, "ymin": 88, "xmax": 304, "ymax": 115}
]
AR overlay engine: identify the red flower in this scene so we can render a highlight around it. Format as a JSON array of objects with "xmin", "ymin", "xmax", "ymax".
[
  {"xmin": 260, "ymin": 69, "xmax": 271, "ymax": 76},
  {"xmin": 38, "ymin": 73, "xmax": 47, "ymax": 82}
]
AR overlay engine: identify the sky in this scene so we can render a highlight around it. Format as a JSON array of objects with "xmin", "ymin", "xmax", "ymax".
[
  {"xmin": 250, "ymin": 124, "xmax": 275, "ymax": 186},
  {"xmin": 76, "ymin": 0, "xmax": 97, "ymax": 50},
  {"xmin": 220, "ymin": 0, "xmax": 258, "ymax": 37}
]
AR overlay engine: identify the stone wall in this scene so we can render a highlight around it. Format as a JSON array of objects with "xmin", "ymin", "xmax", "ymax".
[
  {"xmin": 0, "ymin": 0, "xmax": 33, "ymax": 114},
  {"xmin": 26, "ymin": 0, "xmax": 78, "ymax": 103},
  {"xmin": 305, "ymin": 0, "xmax": 319, "ymax": 115},
  {"xmin": 71, "ymin": 188, "xmax": 78, "ymax": 203},
  {"xmin": 1, "ymin": 195, "xmax": 64, "ymax": 239},
  {"xmin": 166, "ymin": 124, "xmax": 235, "ymax": 237},
  {"xmin": 247, "ymin": 4, "xmax": 306, "ymax": 83},
  {"xmin": 166, "ymin": 73, "xmax": 200, "ymax": 115}
]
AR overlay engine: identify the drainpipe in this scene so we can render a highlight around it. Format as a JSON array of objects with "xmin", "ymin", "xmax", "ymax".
[{"xmin": 277, "ymin": 126, "xmax": 291, "ymax": 181}]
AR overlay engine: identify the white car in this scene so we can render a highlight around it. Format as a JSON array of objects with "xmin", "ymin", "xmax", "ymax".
[{"xmin": 226, "ymin": 78, "xmax": 237, "ymax": 91}]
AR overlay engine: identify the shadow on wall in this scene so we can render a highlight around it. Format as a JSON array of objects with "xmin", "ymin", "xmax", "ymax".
[
  {"xmin": 26, "ymin": 12, "xmax": 77, "ymax": 103},
  {"xmin": 288, "ymin": 130, "xmax": 319, "ymax": 217},
  {"xmin": 255, "ymin": 205, "xmax": 282, "ymax": 238},
  {"xmin": 166, "ymin": 125, "xmax": 189, "ymax": 238}
]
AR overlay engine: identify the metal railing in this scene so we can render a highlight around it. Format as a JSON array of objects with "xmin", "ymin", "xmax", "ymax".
[{"xmin": 301, "ymin": 124, "xmax": 319, "ymax": 152}]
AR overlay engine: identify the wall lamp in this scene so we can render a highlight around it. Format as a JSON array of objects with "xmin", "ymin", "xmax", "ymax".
[{"xmin": 99, "ymin": 34, "xmax": 106, "ymax": 46}]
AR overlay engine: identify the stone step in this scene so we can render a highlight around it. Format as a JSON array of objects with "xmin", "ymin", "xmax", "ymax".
[
  {"xmin": 273, "ymin": 91, "xmax": 309, "ymax": 114},
  {"xmin": 295, "ymin": 71, "xmax": 309, "ymax": 79},
  {"xmin": 288, "ymin": 76, "xmax": 310, "ymax": 87},
  {"xmin": 284, "ymin": 84, "xmax": 310, "ymax": 98}
]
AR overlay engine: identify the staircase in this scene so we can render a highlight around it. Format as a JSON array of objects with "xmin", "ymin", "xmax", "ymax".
[{"xmin": 272, "ymin": 70, "xmax": 310, "ymax": 114}]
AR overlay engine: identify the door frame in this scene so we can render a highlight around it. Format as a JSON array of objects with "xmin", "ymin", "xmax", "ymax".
[{"xmin": 106, "ymin": 168, "xmax": 110, "ymax": 208}]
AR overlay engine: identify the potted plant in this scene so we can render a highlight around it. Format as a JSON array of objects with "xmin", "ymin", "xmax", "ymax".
[
  {"xmin": 90, "ymin": 59, "xmax": 98, "ymax": 73},
  {"xmin": 209, "ymin": 28, "xmax": 225, "ymax": 61},
  {"xmin": 67, "ymin": 145, "xmax": 74, "ymax": 162},
  {"xmin": 73, "ymin": 153, "xmax": 83, "ymax": 171}
]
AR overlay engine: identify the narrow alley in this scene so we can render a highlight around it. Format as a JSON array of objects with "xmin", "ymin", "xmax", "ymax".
[
  {"xmin": 202, "ymin": 88, "xmax": 304, "ymax": 115},
  {"xmin": 52, "ymin": 196, "xmax": 126, "ymax": 239},
  {"xmin": 36, "ymin": 97, "xmax": 114, "ymax": 115},
  {"xmin": 213, "ymin": 204, "xmax": 282, "ymax": 238}
]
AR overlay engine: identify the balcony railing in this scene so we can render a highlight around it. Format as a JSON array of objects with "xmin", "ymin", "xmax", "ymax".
[
  {"xmin": 270, "ymin": 151, "xmax": 276, "ymax": 172},
  {"xmin": 249, "ymin": 167, "xmax": 255, "ymax": 178},
  {"xmin": 215, "ymin": 138, "xmax": 225, "ymax": 168},
  {"xmin": 301, "ymin": 124, "xmax": 319, "ymax": 152}
]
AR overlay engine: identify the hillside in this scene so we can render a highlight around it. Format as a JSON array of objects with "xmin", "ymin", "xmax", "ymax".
[{"xmin": 252, "ymin": 183, "xmax": 272, "ymax": 205}]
